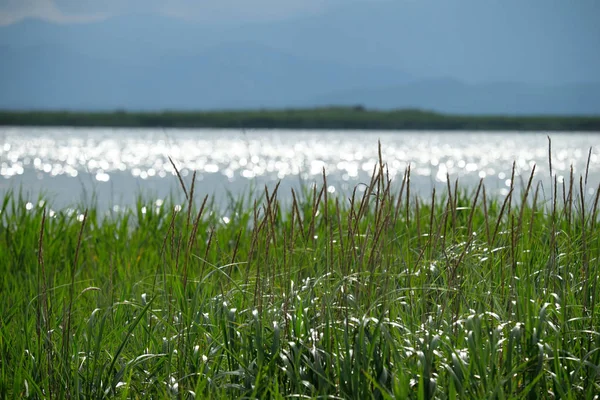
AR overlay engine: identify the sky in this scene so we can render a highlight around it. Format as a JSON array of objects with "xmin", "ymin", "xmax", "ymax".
[
  {"xmin": 1, "ymin": 0, "xmax": 599, "ymax": 112},
  {"xmin": 0, "ymin": 0, "xmax": 349, "ymax": 25}
]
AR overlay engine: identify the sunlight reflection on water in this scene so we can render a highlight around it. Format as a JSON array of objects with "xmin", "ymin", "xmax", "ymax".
[{"xmin": 0, "ymin": 127, "xmax": 598, "ymax": 210}]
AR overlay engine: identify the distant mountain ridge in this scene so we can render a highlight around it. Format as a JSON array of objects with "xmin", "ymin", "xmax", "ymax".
[{"xmin": 1, "ymin": 10, "xmax": 599, "ymax": 115}]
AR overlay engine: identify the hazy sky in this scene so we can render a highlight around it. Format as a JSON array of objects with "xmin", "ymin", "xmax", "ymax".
[
  {"xmin": 1, "ymin": 0, "xmax": 599, "ymax": 89},
  {"xmin": 0, "ymin": 0, "xmax": 353, "ymax": 25},
  {"xmin": 2, "ymin": 0, "xmax": 599, "ymax": 29}
]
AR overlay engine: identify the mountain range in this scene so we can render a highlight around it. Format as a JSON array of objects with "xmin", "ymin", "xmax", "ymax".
[{"xmin": 1, "ymin": 2, "xmax": 599, "ymax": 115}]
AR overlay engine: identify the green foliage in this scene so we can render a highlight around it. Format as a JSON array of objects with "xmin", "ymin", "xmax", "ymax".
[
  {"xmin": 1, "ymin": 148, "xmax": 600, "ymax": 398},
  {"xmin": 1, "ymin": 108, "xmax": 599, "ymax": 130}
]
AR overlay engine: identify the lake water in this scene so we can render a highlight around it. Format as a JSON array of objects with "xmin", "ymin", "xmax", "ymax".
[{"xmin": 1, "ymin": 127, "xmax": 598, "ymax": 212}]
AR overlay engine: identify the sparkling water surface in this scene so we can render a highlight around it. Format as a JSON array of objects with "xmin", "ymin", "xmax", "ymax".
[{"xmin": 1, "ymin": 127, "xmax": 598, "ymax": 212}]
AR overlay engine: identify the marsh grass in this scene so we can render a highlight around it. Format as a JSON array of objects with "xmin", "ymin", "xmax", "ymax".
[{"xmin": 1, "ymin": 142, "xmax": 600, "ymax": 399}]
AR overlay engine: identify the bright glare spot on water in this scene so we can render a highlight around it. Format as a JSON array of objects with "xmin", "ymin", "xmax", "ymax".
[
  {"xmin": 95, "ymin": 172, "xmax": 110, "ymax": 182},
  {"xmin": 205, "ymin": 164, "xmax": 219, "ymax": 173},
  {"xmin": 25, "ymin": 202, "xmax": 33, "ymax": 210}
]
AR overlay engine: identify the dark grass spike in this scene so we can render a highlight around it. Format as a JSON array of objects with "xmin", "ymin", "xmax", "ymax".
[
  {"xmin": 366, "ymin": 176, "xmax": 390, "ymax": 272},
  {"xmin": 567, "ymin": 165, "xmax": 574, "ymax": 226},
  {"xmin": 547, "ymin": 174, "xmax": 558, "ymax": 294},
  {"xmin": 356, "ymin": 163, "xmax": 378, "ymax": 228},
  {"xmin": 186, "ymin": 170, "xmax": 197, "ymax": 228},
  {"xmin": 182, "ymin": 170, "xmax": 197, "ymax": 289},
  {"xmin": 289, "ymin": 192, "xmax": 296, "ymax": 249},
  {"xmin": 373, "ymin": 144, "xmax": 386, "ymax": 226},
  {"xmin": 381, "ymin": 164, "xmax": 394, "ymax": 228},
  {"xmin": 405, "ymin": 164, "xmax": 411, "ymax": 226},
  {"xmin": 413, "ymin": 189, "xmax": 437, "ymax": 273},
  {"xmin": 428, "ymin": 187, "xmax": 436, "ymax": 257},
  {"xmin": 347, "ymin": 186, "xmax": 359, "ymax": 264},
  {"xmin": 264, "ymin": 181, "xmax": 281, "ymax": 249},
  {"xmin": 354, "ymin": 167, "xmax": 379, "ymax": 300},
  {"xmin": 590, "ymin": 183, "xmax": 600, "ymax": 232},
  {"xmin": 446, "ymin": 172, "xmax": 454, "ymax": 231},
  {"xmin": 36, "ymin": 207, "xmax": 51, "ymax": 390},
  {"xmin": 466, "ymin": 179, "xmax": 483, "ymax": 236},
  {"xmin": 491, "ymin": 187, "xmax": 514, "ymax": 245},
  {"xmin": 392, "ymin": 166, "xmax": 408, "ymax": 227},
  {"xmin": 446, "ymin": 179, "xmax": 482, "ymax": 291},
  {"xmin": 308, "ymin": 182, "xmax": 325, "ymax": 248},
  {"xmin": 440, "ymin": 182, "xmax": 452, "ymax": 252},
  {"xmin": 482, "ymin": 185, "xmax": 491, "ymax": 246},
  {"xmin": 528, "ymin": 182, "xmax": 541, "ymax": 242},
  {"xmin": 184, "ymin": 193, "xmax": 209, "ymax": 293},
  {"xmin": 561, "ymin": 179, "xmax": 566, "ymax": 217},
  {"xmin": 509, "ymin": 214, "xmax": 517, "ymax": 320},
  {"xmin": 415, "ymin": 196, "xmax": 421, "ymax": 248},
  {"xmin": 516, "ymin": 165, "xmax": 536, "ymax": 236},
  {"xmin": 168, "ymin": 156, "xmax": 188, "ymax": 200},
  {"xmin": 199, "ymin": 226, "xmax": 214, "ymax": 286},
  {"xmin": 246, "ymin": 199, "xmax": 261, "ymax": 265},
  {"xmin": 253, "ymin": 235, "xmax": 263, "ymax": 313},
  {"xmin": 187, "ymin": 194, "xmax": 209, "ymax": 255},
  {"xmin": 453, "ymin": 177, "xmax": 459, "ymax": 224},
  {"xmin": 507, "ymin": 161, "xmax": 516, "ymax": 218},
  {"xmin": 433, "ymin": 191, "xmax": 450, "ymax": 261},
  {"xmin": 156, "ymin": 205, "xmax": 178, "ymax": 301},
  {"xmin": 63, "ymin": 209, "xmax": 87, "ymax": 397},
  {"xmin": 229, "ymin": 230, "xmax": 242, "ymax": 272},
  {"xmin": 372, "ymin": 166, "xmax": 382, "ymax": 230},
  {"xmin": 335, "ymin": 198, "xmax": 346, "ymax": 274},
  {"xmin": 548, "ymin": 136, "xmax": 553, "ymax": 200},
  {"xmin": 579, "ymin": 177, "xmax": 590, "ymax": 314},
  {"xmin": 322, "ymin": 167, "xmax": 335, "ymax": 275},
  {"xmin": 588, "ymin": 183, "xmax": 600, "ymax": 359},
  {"xmin": 174, "ymin": 235, "xmax": 183, "ymax": 272},
  {"xmin": 585, "ymin": 147, "xmax": 592, "ymax": 187},
  {"xmin": 282, "ymin": 228, "xmax": 290, "ymax": 341},
  {"xmin": 160, "ymin": 205, "xmax": 177, "ymax": 260},
  {"xmin": 264, "ymin": 183, "xmax": 281, "ymax": 291},
  {"xmin": 375, "ymin": 166, "xmax": 390, "ymax": 243},
  {"xmin": 291, "ymin": 189, "xmax": 306, "ymax": 243}
]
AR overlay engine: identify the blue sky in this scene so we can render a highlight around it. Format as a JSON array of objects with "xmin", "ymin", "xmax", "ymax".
[
  {"xmin": 6, "ymin": 0, "xmax": 596, "ymax": 26},
  {"xmin": 0, "ymin": 0, "xmax": 350, "ymax": 25}
]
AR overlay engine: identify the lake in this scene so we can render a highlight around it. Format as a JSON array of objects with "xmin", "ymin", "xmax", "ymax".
[{"xmin": 1, "ymin": 127, "xmax": 598, "ymax": 213}]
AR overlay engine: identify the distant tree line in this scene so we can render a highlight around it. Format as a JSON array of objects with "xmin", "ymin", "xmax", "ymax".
[{"xmin": 0, "ymin": 108, "xmax": 599, "ymax": 131}]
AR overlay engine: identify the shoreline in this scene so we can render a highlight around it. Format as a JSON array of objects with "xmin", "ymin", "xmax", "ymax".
[{"xmin": 1, "ymin": 107, "xmax": 600, "ymax": 131}]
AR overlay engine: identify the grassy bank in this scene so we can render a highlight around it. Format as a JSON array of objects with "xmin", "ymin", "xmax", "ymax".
[
  {"xmin": 1, "ymin": 147, "xmax": 600, "ymax": 399},
  {"xmin": 1, "ymin": 108, "xmax": 600, "ymax": 131}
]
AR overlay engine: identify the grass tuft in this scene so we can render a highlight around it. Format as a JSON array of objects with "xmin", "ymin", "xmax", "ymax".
[{"xmin": 1, "ymin": 148, "xmax": 600, "ymax": 399}]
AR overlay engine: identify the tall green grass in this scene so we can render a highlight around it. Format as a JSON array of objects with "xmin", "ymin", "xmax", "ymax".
[{"xmin": 1, "ymin": 143, "xmax": 600, "ymax": 399}]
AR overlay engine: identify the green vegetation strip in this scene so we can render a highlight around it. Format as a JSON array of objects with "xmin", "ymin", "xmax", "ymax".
[
  {"xmin": 2, "ymin": 148, "xmax": 600, "ymax": 398},
  {"xmin": 1, "ymin": 108, "xmax": 600, "ymax": 130}
]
